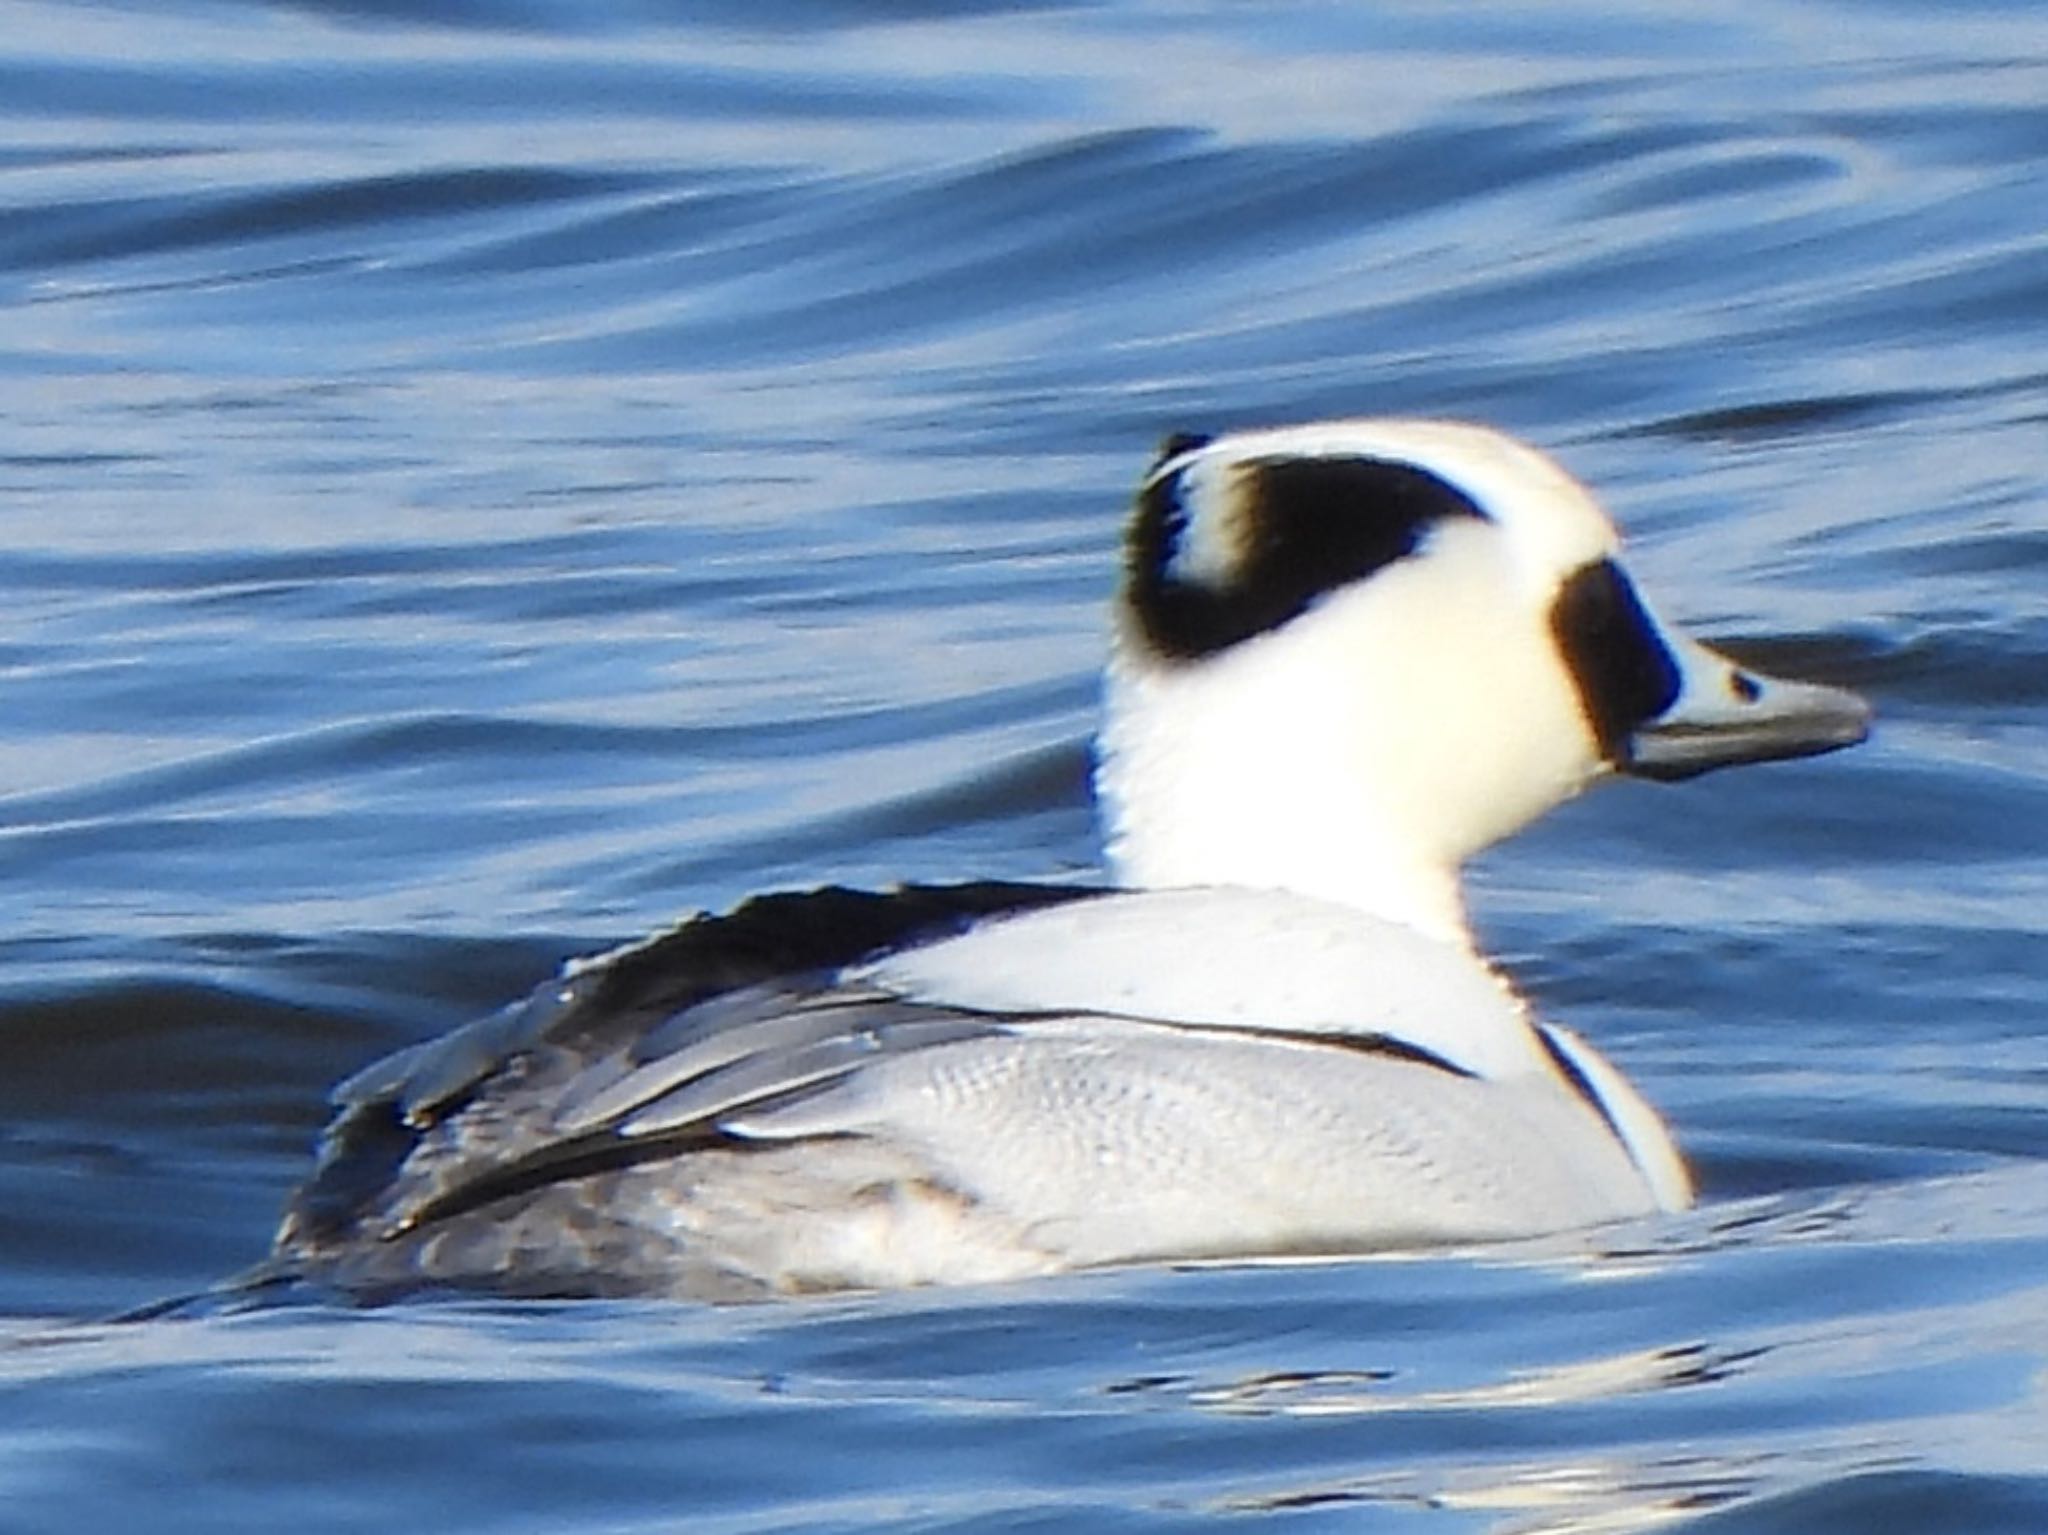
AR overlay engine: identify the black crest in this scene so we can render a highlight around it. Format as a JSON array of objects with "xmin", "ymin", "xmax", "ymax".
[
  {"xmin": 1549, "ymin": 559, "xmax": 1682, "ymax": 763},
  {"xmin": 1149, "ymin": 431, "xmax": 1215, "ymax": 472},
  {"xmin": 1127, "ymin": 450, "xmax": 1491, "ymax": 659}
]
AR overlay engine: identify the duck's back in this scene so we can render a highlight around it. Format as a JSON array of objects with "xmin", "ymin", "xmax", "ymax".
[{"xmin": 272, "ymin": 885, "xmax": 1684, "ymax": 1302}]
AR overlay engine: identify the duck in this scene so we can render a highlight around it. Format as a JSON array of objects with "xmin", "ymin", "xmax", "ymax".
[{"xmin": 268, "ymin": 419, "xmax": 1870, "ymax": 1302}]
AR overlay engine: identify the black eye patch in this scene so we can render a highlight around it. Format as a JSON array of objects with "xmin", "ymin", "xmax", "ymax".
[
  {"xmin": 1549, "ymin": 559, "xmax": 1682, "ymax": 762},
  {"xmin": 1127, "ymin": 453, "xmax": 1490, "ymax": 660}
]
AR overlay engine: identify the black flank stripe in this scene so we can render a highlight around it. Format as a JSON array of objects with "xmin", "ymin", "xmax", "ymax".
[
  {"xmin": 1175, "ymin": 1021, "xmax": 1477, "ymax": 1078},
  {"xmin": 1535, "ymin": 1026, "xmax": 1628, "ymax": 1151}
]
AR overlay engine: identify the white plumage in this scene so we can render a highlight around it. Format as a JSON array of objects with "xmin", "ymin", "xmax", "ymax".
[{"xmin": 272, "ymin": 419, "xmax": 1868, "ymax": 1301}]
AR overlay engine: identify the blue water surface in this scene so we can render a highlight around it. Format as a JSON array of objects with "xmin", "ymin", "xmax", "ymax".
[{"xmin": 3, "ymin": 0, "xmax": 2046, "ymax": 1529}]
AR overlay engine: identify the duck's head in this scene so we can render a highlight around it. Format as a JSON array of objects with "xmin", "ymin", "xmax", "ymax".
[{"xmin": 1094, "ymin": 419, "xmax": 1870, "ymax": 943}]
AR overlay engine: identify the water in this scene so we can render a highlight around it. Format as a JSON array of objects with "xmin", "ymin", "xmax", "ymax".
[{"xmin": 3, "ymin": 0, "xmax": 2046, "ymax": 1527}]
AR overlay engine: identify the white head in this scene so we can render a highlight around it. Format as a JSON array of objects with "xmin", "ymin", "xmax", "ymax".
[{"xmin": 1094, "ymin": 419, "xmax": 1870, "ymax": 944}]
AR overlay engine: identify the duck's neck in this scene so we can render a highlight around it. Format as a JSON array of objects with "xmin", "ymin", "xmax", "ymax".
[{"xmin": 1094, "ymin": 652, "xmax": 1475, "ymax": 949}]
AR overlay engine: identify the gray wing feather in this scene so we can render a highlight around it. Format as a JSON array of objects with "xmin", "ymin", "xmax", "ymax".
[
  {"xmin": 625, "ymin": 978, "xmax": 825, "ymax": 1065},
  {"xmin": 556, "ymin": 992, "xmax": 955, "ymax": 1136},
  {"xmin": 333, "ymin": 984, "xmax": 581, "ymax": 1125},
  {"xmin": 612, "ymin": 1011, "xmax": 1007, "ymax": 1138},
  {"xmin": 279, "ymin": 881, "xmax": 1103, "ymax": 1257},
  {"xmin": 365, "ymin": 990, "xmax": 1018, "ymax": 1239}
]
